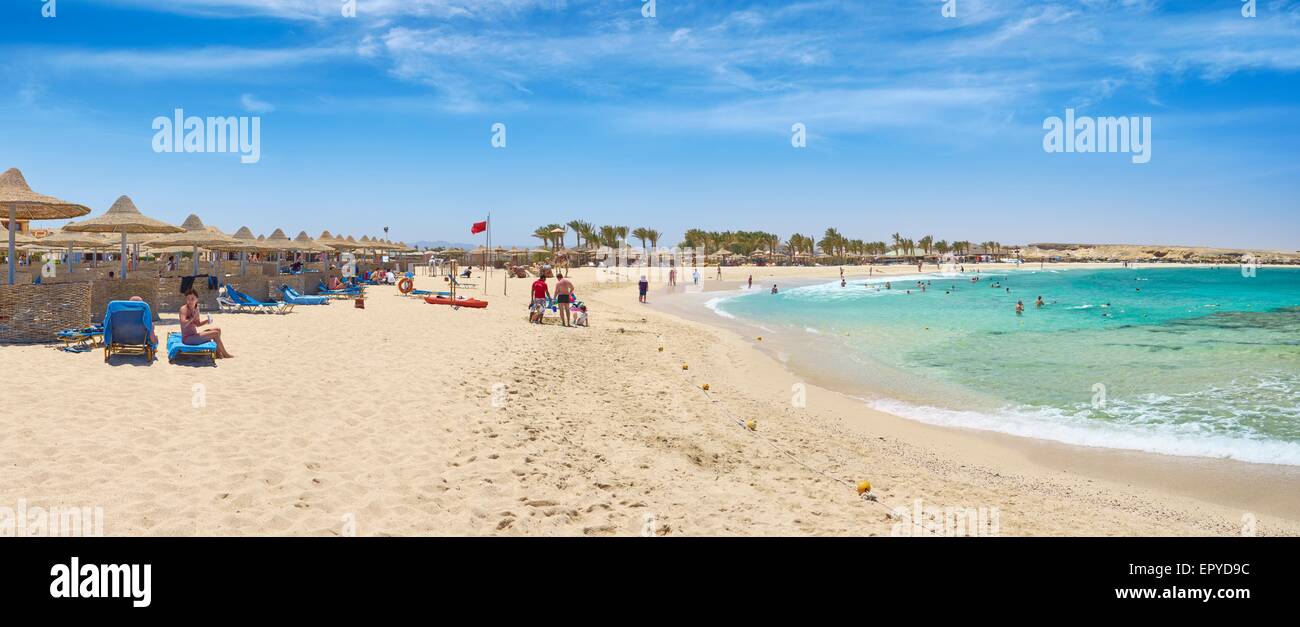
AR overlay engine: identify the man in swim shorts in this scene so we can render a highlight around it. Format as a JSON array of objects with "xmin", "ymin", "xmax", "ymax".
[{"xmin": 554, "ymin": 272, "xmax": 576, "ymax": 327}]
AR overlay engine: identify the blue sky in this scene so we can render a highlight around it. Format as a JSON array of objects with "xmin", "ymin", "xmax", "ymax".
[{"xmin": 1, "ymin": 0, "xmax": 1297, "ymax": 249}]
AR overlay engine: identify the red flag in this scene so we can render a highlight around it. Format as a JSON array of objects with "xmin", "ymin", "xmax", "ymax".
[{"xmin": 471, "ymin": 221, "xmax": 488, "ymax": 234}]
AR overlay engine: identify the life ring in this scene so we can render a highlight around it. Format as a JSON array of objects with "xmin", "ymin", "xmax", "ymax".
[{"xmin": 398, "ymin": 278, "xmax": 415, "ymax": 294}]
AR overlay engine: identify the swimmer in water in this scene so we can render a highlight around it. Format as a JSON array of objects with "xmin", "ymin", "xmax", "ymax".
[
  {"xmin": 1036, "ymin": 296, "xmax": 1044, "ymax": 307},
  {"xmin": 1015, "ymin": 300, "xmax": 1024, "ymax": 315}
]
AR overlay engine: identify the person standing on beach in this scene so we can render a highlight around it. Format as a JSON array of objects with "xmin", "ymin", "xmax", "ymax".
[
  {"xmin": 692, "ymin": 269, "xmax": 700, "ymax": 285},
  {"xmin": 669, "ymin": 265, "xmax": 676, "ymax": 286},
  {"xmin": 530, "ymin": 275, "xmax": 550, "ymax": 324},
  {"xmin": 747, "ymin": 275, "xmax": 752, "ymax": 290},
  {"xmin": 638, "ymin": 275, "xmax": 649, "ymax": 303},
  {"xmin": 555, "ymin": 272, "xmax": 576, "ymax": 327},
  {"xmin": 717, "ymin": 264, "xmax": 722, "ymax": 280}
]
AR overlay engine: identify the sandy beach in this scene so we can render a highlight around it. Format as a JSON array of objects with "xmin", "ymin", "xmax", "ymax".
[{"xmin": 1, "ymin": 262, "xmax": 1297, "ymax": 536}]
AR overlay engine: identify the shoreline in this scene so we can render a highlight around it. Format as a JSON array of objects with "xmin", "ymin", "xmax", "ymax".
[{"xmin": 615, "ymin": 262, "xmax": 1300, "ymax": 528}]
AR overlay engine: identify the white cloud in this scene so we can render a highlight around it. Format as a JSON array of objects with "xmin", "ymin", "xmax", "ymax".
[
  {"xmin": 44, "ymin": 45, "xmax": 348, "ymax": 76},
  {"xmin": 240, "ymin": 93, "xmax": 276, "ymax": 113}
]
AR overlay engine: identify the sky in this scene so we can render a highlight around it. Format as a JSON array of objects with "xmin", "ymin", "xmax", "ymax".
[{"xmin": 1, "ymin": 0, "xmax": 1298, "ymax": 250}]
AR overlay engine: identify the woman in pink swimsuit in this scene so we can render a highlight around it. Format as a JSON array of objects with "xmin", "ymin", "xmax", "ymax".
[{"xmin": 180, "ymin": 288, "xmax": 233, "ymax": 358}]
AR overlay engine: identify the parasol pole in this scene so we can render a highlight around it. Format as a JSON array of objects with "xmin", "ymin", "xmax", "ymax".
[
  {"xmin": 119, "ymin": 232, "xmax": 128, "ymax": 279},
  {"xmin": 6, "ymin": 206, "xmax": 15, "ymax": 285}
]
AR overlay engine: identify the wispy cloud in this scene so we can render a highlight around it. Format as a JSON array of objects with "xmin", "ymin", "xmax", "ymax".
[
  {"xmin": 40, "ymin": 45, "xmax": 349, "ymax": 77},
  {"xmin": 240, "ymin": 93, "xmax": 275, "ymax": 113}
]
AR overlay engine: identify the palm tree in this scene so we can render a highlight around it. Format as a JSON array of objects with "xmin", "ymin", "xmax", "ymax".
[
  {"xmin": 532, "ymin": 226, "xmax": 554, "ymax": 250},
  {"xmin": 632, "ymin": 227, "xmax": 651, "ymax": 260},
  {"xmin": 891, "ymin": 232, "xmax": 903, "ymax": 256},
  {"xmin": 568, "ymin": 220, "xmax": 591, "ymax": 249},
  {"xmin": 919, "ymin": 235, "xmax": 934, "ymax": 257}
]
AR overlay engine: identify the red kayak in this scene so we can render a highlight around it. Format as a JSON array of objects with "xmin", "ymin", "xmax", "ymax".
[{"xmin": 425, "ymin": 296, "xmax": 488, "ymax": 308}]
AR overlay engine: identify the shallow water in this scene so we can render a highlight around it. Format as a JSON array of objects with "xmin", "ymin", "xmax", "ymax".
[{"xmin": 714, "ymin": 267, "xmax": 1300, "ymax": 465}]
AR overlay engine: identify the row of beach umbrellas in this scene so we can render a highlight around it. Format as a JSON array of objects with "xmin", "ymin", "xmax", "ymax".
[{"xmin": 2, "ymin": 167, "xmax": 415, "ymax": 284}]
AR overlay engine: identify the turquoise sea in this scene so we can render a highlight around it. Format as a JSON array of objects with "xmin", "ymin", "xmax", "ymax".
[{"xmin": 711, "ymin": 267, "xmax": 1300, "ymax": 466}]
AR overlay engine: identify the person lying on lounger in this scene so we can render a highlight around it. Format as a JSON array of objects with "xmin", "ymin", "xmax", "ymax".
[
  {"xmin": 327, "ymin": 275, "xmax": 345, "ymax": 291},
  {"xmin": 180, "ymin": 288, "xmax": 233, "ymax": 358}
]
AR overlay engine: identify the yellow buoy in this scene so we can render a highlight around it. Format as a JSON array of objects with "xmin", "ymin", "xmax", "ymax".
[
  {"xmin": 856, "ymin": 480, "xmax": 872, "ymax": 495},
  {"xmin": 745, "ymin": 420, "xmax": 757, "ymax": 431},
  {"xmin": 701, "ymin": 383, "xmax": 710, "ymax": 391}
]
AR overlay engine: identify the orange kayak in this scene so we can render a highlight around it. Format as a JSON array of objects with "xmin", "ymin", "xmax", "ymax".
[{"xmin": 425, "ymin": 296, "xmax": 488, "ymax": 308}]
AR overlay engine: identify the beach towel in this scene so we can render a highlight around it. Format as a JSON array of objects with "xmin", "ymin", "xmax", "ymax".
[
  {"xmin": 102, "ymin": 300, "xmax": 157, "ymax": 362},
  {"xmin": 102, "ymin": 300, "xmax": 155, "ymax": 349},
  {"xmin": 167, "ymin": 332, "xmax": 217, "ymax": 363}
]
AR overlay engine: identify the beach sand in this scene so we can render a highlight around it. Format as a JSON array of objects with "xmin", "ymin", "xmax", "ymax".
[{"xmin": 1, "ymin": 263, "xmax": 1296, "ymax": 536}]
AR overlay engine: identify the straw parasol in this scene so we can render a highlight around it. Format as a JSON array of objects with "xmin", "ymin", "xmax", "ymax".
[
  {"xmin": 261, "ymin": 228, "xmax": 293, "ymax": 260},
  {"xmin": 144, "ymin": 214, "xmax": 243, "ymax": 275},
  {"xmin": 63, "ymin": 195, "xmax": 182, "ymax": 279},
  {"xmin": 1, "ymin": 168, "xmax": 92, "ymax": 284},
  {"xmin": 230, "ymin": 226, "xmax": 272, "ymax": 273},
  {"xmin": 293, "ymin": 230, "xmax": 334, "ymax": 255},
  {"xmin": 317, "ymin": 230, "xmax": 351, "ymax": 250},
  {"xmin": 29, "ymin": 230, "xmax": 113, "ymax": 276}
]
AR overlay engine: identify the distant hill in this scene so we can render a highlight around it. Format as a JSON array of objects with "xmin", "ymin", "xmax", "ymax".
[{"xmin": 1024, "ymin": 243, "xmax": 1299, "ymax": 263}]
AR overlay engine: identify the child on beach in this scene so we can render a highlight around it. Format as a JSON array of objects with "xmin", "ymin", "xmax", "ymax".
[
  {"xmin": 575, "ymin": 305, "xmax": 589, "ymax": 327},
  {"xmin": 638, "ymin": 276, "xmax": 649, "ymax": 303}
]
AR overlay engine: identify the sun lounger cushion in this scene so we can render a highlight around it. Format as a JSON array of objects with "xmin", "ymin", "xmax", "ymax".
[{"xmin": 167, "ymin": 332, "xmax": 216, "ymax": 362}]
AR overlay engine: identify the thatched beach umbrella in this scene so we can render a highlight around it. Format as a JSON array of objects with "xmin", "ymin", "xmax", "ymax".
[
  {"xmin": 261, "ymin": 228, "xmax": 294, "ymax": 262},
  {"xmin": 144, "ymin": 214, "xmax": 242, "ymax": 275},
  {"xmin": 1, "ymin": 168, "xmax": 92, "ymax": 284},
  {"xmin": 293, "ymin": 231, "xmax": 334, "ymax": 266},
  {"xmin": 63, "ymin": 195, "xmax": 182, "ymax": 279},
  {"xmin": 230, "ymin": 226, "xmax": 272, "ymax": 274},
  {"xmin": 30, "ymin": 230, "xmax": 112, "ymax": 276}
]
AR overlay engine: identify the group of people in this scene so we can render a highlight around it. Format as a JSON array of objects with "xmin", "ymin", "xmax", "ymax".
[{"xmin": 529, "ymin": 272, "xmax": 587, "ymax": 327}]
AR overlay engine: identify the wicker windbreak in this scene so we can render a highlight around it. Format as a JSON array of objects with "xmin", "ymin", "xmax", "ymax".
[
  {"xmin": 0, "ymin": 282, "xmax": 92, "ymax": 343},
  {"xmin": 91, "ymin": 277, "xmax": 160, "ymax": 323}
]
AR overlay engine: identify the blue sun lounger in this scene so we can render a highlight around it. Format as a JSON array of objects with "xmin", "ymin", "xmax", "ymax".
[
  {"xmin": 56, "ymin": 324, "xmax": 104, "ymax": 349},
  {"xmin": 317, "ymin": 281, "xmax": 363, "ymax": 298},
  {"xmin": 167, "ymin": 332, "xmax": 217, "ymax": 364},
  {"xmin": 102, "ymin": 300, "xmax": 157, "ymax": 363},
  {"xmin": 279, "ymin": 285, "xmax": 329, "ymax": 305},
  {"xmin": 226, "ymin": 286, "xmax": 293, "ymax": 314}
]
